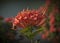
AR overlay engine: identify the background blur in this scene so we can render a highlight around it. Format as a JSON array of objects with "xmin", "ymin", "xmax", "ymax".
[{"xmin": 0, "ymin": 0, "xmax": 45, "ymax": 18}]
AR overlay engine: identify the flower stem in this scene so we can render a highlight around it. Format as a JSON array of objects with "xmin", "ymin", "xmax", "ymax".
[{"xmin": 31, "ymin": 39, "xmax": 33, "ymax": 43}]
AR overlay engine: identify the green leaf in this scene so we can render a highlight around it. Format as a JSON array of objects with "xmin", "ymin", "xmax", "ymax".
[
  {"xmin": 20, "ymin": 26, "xmax": 33, "ymax": 39},
  {"xmin": 20, "ymin": 26, "xmax": 31, "ymax": 33},
  {"xmin": 32, "ymin": 28, "xmax": 43, "ymax": 36},
  {"xmin": 20, "ymin": 26, "xmax": 45, "ymax": 39}
]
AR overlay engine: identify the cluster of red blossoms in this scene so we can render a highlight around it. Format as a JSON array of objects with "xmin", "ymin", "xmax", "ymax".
[
  {"xmin": 12, "ymin": 0, "xmax": 51, "ymax": 29},
  {"xmin": 12, "ymin": 8, "xmax": 47, "ymax": 28}
]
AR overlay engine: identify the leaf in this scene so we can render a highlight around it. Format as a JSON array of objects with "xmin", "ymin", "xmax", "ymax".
[
  {"xmin": 20, "ymin": 26, "xmax": 31, "ymax": 33},
  {"xmin": 32, "ymin": 28, "xmax": 43, "ymax": 35},
  {"xmin": 56, "ymin": 14, "xmax": 60, "ymax": 22},
  {"xmin": 20, "ymin": 26, "xmax": 33, "ymax": 39},
  {"xmin": 20, "ymin": 26, "xmax": 45, "ymax": 39}
]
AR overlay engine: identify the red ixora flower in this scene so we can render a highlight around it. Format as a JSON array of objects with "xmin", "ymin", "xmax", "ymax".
[
  {"xmin": 42, "ymin": 34, "xmax": 47, "ymax": 39},
  {"xmin": 42, "ymin": 30, "xmax": 49, "ymax": 39},
  {"xmin": 4, "ymin": 17, "xmax": 13, "ymax": 22},
  {"xmin": 50, "ymin": 26, "xmax": 56, "ymax": 32},
  {"xmin": 12, "ymin": 8, "xmax": 47, "ymax": 29}
]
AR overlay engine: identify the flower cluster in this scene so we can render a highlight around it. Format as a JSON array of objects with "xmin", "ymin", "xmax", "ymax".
[
  {"xmin": 12, "ymin": 0, "xmax": 51, "ymax": 29},
  {"xmin": 13, "ymin": 8, "xmax": 47, "ymax": 28}
]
